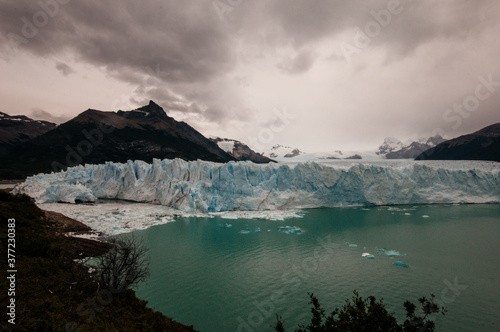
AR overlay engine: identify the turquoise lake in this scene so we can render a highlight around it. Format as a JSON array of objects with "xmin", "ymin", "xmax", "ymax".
[{"xmin": 129, "ymin": 204, "xmax": 500, "ymax": 332}]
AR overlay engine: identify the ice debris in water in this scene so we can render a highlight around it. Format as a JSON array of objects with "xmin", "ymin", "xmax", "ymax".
[
  {"xmin": 217, "ymin": 223, "xmax": 233, "ymax": 228},
  {"xmin": 38, "ymin": 202, "xmax": 178, "ymax": 235},
  {"xmin": 375, "ymin": 248, "xmax": 405, "ymax": 257},
  {"xmin": 422, "ymin": 215, "xmax": 430, "ymax": 218},
  {"xmin": 349, "ymin": 243, "xmax": 358, "ymax": 247},
  {"xmin": 212, "ymin": 210, "xmax": 304, "ymax": 221},
  {"xmin": 238, "ymin": 227, "xmax": 261, "ymax": 234},
  {"xmin": 384, "ymin": 250, "xmax": 404, "ymax": 257},
  {"xmin": 392, "ymin": 261, "xmax": 409, "ymax": 268},
  {"xmin": 362, "ymin": 253, "xmax": 375, "ymax": 259},
  {"xmin": 278, "ymin": 226, "xmax": 304, "ymax": 235}
]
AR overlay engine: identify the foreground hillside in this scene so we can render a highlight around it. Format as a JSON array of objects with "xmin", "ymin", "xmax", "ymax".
[{"xmin": 0, "ymin": 191, "xmax": 197, "ymax": 331}]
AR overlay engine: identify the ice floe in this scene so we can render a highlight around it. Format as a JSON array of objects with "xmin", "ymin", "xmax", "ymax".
[
  {"xmin": 278, "ymin": 226, "xmax": 304, "ymax": 235},
  {"xmin": 217, "ymin": 223, "xmax": 233, "ymax": 228},
  {"xmin": 392, "ymin": 261, "xmax": 409, "ymax": 268},
  {"xmin": 238, "ymin": 228, "xmax": 262, "ymax": 234}
]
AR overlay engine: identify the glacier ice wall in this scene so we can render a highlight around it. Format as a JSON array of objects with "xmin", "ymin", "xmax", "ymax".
[{"xmin": 14, "ymin": 159, "xmax": 500, "ymax": 212}]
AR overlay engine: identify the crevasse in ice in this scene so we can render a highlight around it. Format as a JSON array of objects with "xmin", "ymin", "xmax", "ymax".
[{"xmin": 14, "ymin": 158, "xmax": 500, "ymax": 212}]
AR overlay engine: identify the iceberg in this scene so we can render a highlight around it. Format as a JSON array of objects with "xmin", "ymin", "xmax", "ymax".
[
  {"xmin": 374, "ymin": 248, "xmax": 406, "ymax": 257},
  {"xmin": 13, "ymin": 159, "xmax": 500, "ymax": 213},
  {"xmin": 392, "ymin": 261, "xmax": 409, "ymax": 268},
  {"xmin": 362, "ymin": 253, "xmax": 375, "ymax": 259}
]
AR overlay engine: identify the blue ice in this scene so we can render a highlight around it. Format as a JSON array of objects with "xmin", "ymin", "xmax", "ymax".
[{"xmin": 392, "ymin": 261, "xmax": 409, "ymax": 268}]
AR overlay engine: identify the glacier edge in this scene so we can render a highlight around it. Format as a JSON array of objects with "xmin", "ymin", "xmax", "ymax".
[{"xmin": 14, "ymin": 159, "xmax": 500, "ymax": 212}]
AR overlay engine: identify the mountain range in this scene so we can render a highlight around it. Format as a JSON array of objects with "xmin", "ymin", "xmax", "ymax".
[
  {"xmin": 377, "ymin": 135, "xmax": 447, "ymax": 159},
  {"xmin": 263, "ymin": 144, "xmax": 305, "ymax": 158},
  {"xmin": 0, "ymin": 102, "xmax": 498, "ymax": 179},
  {"xmin": 0, "ymin": 101, "xmax": 268, "ymax": 179}
]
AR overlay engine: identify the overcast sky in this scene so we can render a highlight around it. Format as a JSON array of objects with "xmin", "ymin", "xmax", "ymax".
[{"xmin": 1, "ymin": 0, "xmax": 499, "ymax": 151}]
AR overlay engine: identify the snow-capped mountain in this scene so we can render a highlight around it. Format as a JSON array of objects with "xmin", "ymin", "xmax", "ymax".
[
  {"xmin": 377, "ymin": 137, "xmax": 404, "ymax": 155},
  {"xmin": 209, "ymin": 137, "xmax": 274, "ymax": 163},
  {"xmin": 378, "ymin": 135, "xmax": 446, "ymax": 159},
  {"xmin": 263, "ymin": 144, "xmax": 305, "ymax": 158}
]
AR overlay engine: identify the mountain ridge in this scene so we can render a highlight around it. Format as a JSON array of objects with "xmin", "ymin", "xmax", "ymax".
[
  {"xmin": 377, "ymin": 135, "xmax": 446, "ymax": 159},
  {"xmin": 0, "ymin": 111, "xmax": 56, "ymax": 145},
  {"xmin": 416, "ymin": 123, "xmax": 500, "ymax": 162},
  {"xmin": 0, "ymin": 101, "xmax": 237, "ymax": 179}
]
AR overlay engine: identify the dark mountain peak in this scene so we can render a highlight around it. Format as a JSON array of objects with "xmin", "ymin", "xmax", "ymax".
[
  {"xmin": 71, "ymin": 109, "xmax": 111, "ymax": 123},
  {"xmin": 117, "ymin": 100, "xmax": 170, "ymax": 121},
  {"xmin": 139, "ymin": 100, "xmax": 163, "ymax": 112},
  {"xmin": 0, "ymin": 101, "xmax": 238, "ymax": 178}
]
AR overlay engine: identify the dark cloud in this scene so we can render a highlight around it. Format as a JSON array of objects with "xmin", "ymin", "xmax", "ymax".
[
  {"xmin": 0, "ymin": 0, "xmax": 499, "ymax": 149},
  {"xmin": 0, "ymin": 1, "xmax": 234, "ymax": 84},
  {"xmin": 1, "ymin": 1, "xmax": 497, "ymax": 83},
  {"xmin": 234, "ymin": 0, "xmax": 498, "ymax": 61},
  {"xmin": 55, "ymin": 61, "xmax": 74, "ymax": 76}
]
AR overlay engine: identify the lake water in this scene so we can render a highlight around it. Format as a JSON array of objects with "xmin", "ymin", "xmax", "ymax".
[{"xmin": 128, "ymin": 204, "xmax": 500, "ymax": 332}]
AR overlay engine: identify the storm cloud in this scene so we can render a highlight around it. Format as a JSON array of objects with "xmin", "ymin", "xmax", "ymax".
[{"xmin": 0, "ymin": 0, "xmax": 499, "ymax": 150}]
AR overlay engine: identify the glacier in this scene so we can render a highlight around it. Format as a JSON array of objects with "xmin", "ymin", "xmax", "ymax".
[{"xmin": 14, "ymin": 158, "xmax": 500, "ymax": 213}]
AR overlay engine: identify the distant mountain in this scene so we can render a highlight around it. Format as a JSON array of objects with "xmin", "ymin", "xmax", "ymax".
[
  {"xmin": 264, "ymin": 144, "xmax": 305, "ymax": 158},
  {"xmin": 209, "ymin": 137, "xmax": 275, "ymax": 163},
  {"xmin": 0, "ymin": 101, "xmax": 236, "ymax": 179},
  {"xmin": 315, "ymin": 150, "xmax": 367, "ymax": 160},
  {"xmin": 416, "ymin": 123, "xmax": 500, "ymax": 162},
  {"xmin": 377, "ymin": 137, "xmax": 404, "ymax": 155},
  {"xmin": 0, "ymin": 112, "xmax": 56, "ymax": 145},
  {"xmin": 378, "ymin": 135, "xmax": 446, "ymax": 159}
]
